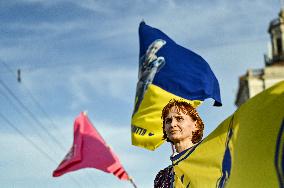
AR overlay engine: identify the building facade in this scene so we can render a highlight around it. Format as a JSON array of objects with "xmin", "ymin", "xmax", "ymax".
[{"xmin": 235, "ymin": 9, "xmax": 284, "ymax": 107}]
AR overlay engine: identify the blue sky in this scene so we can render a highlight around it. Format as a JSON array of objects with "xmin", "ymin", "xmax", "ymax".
[{"xmin": 0, "ymin": 0, "xmax": 280, "ymax": 187}]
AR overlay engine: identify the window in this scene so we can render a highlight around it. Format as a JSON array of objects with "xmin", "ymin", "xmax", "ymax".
[{"xmin": 276, "ymin": 38, "xmax": 282, "ymax": 54}]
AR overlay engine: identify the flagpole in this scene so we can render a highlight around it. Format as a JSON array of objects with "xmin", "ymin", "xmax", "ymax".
[{"xmin": 129, "ymin": 177, "xmax": 138, "ymax": 188}]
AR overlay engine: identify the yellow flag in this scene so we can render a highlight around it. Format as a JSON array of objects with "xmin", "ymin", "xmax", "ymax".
[{"xmin": 173, "ymin": 81, "xmax": 284, "ymax": 188}]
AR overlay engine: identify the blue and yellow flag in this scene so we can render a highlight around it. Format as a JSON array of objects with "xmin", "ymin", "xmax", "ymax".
[
  {"xmin": 172, "ymin": 81, "xmax": 284, "ymax": 188},
  {"xmin": 131, "ymin": 22, "xmax": 222, "ymax": 150}
]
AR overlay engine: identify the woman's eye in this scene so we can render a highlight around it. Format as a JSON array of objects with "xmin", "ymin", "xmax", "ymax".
[
  {"xmin": 176, "ymin": 117, "xmax": 183, "ymax": 122},
  {"xmin": 165, "ymin": 119, "xmax": 171, "ymax": 124}
]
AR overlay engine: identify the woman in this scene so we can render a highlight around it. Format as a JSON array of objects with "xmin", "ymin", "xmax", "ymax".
[{"xmin": 154, "ymin": 99, "xmax": 204, "ymax": 188}]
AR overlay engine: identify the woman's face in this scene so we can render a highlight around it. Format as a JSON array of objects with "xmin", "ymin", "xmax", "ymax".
[{"xmin": 164, "ymin": 107, "xmax": 197, "ymax": 144}]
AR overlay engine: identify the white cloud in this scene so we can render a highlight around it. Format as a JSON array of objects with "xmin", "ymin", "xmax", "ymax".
[
  {"xmin": 70, "ymin": 67, "xmax": 136, "ymax": 102},
  {"xmin": 20, "ymin": 65, "xmax": 137, "ymax": 110},
  {"xmin": 71, "ymin": 66, "xmax": 136, "ymax": 106},
  {"xmin": 0, "ymin": 45, "xmax": 45, "ymax": 62}
]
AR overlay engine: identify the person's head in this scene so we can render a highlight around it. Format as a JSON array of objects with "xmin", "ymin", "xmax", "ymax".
[
  {"xmin": 162, "ymin": 99, "xmax": 204, "ymax": 144},
  {"xmin": 145, "ymin": 39, "xmax": 166, "ymax": 63}
]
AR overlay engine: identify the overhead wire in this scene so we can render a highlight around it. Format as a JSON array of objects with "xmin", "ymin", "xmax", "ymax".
[
  {"xmin": 0, "ymin": 112, "xmax": 57, "ymax": 163},
  {"xmin": 1, "ymin": 60, "xmax": 69, "ymax": 143},
  {"xmin": 0, "ymin": 79, "xmax": 67, "ymax": 151},
  {"xmin": 0, "ymin": 60, "xmax": 138, "ymax": 187},
  {"xmin": 0, "ymin": 60, "xmax": 98, "ymax": 187},
  {"xmin": 0, "ymin": 81, "xmax": 92, "ymax": 188},
  {"xmin": 0, "ymin": 86, "xmax": 55, "ymax": 149},
  {"xmin": 0, "ymin": 111, "xmax": 83, "ymax": 188},
  {"xmin": 0, "ymin": 63, "xmax": 87, "ymax": 187}
]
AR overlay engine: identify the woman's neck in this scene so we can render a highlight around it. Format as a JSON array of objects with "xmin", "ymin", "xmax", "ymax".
[{"xmin": 174, "ymin": 140, "xmax": 195, "ymax": 153}]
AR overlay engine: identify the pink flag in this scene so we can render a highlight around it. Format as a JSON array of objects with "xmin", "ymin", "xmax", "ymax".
[{"xmin": 52, "ymin": 112, "xmax": 129, "ymax": 180}]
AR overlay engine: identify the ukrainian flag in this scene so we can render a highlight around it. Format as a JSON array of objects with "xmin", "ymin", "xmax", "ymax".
[
  {"xmin": 172, "ymin": 81, "xmax": 284, "ymax": 188},
  {"xmin": 131, "ymin": 22, "xmax": 222, "ymax": 150}
]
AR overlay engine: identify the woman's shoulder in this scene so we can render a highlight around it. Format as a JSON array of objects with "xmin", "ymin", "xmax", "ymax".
[{"xmin": 154, "ymin": 165, "xmax": 173, "ymax": 188}]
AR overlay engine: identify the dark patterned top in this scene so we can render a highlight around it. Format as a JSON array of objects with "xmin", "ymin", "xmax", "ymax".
[
  {"xmin": 154, "ymin": 165, "xmax": 173, "ymax": 188},
  {"xmin": 154, "ymin": 144, "xmax": 201, "ymax": 188}
]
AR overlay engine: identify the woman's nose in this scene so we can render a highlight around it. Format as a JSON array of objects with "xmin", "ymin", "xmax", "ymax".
[{"xmin": 170, "ymin": 119, "xmax": 178, "ymax": 127}]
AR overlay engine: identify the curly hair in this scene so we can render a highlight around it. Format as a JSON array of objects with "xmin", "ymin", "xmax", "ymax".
[{"xmin": 161, "ymin": 99, "xmax": 204, "ymax": 144}]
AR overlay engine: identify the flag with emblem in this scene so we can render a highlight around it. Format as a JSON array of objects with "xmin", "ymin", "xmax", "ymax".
[{"xmin": 131, "ymin": 22, "xmax": 222, "ymax": 150}]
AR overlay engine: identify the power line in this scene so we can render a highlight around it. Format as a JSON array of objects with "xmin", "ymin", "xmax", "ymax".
[
  {"xmin": 0, "ymin": 82, "xmax": 89, "ymax": 188},
  {"xmin": 1, "ymin": 60, "xmax": 69, "ymax": 144},
  {"xmin": 0, "ymin": 79, "xmax": 66, "ymax": 151},
  {"xmin": 0, "ymin": 87, "xmax": 55, "ymax": 149},
  {"xmin": 0, "ymin": 60, "xmax": 86, "ymax": 187},
  {"xmin": 0, "ymin": 60, "xmax": 98, "ymax": 187},
  {"xmin": 0, "ymin": 112, "xmax": 83, "ymax": 188},
  {"xmin": 0, "ymin": 112, "xmax": 56, "ymax": 163},
  {"xmin": 0, "ymin": 86, "xmax": 98, "ymax": 187}
]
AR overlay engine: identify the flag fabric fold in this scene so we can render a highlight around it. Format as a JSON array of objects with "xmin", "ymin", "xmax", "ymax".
[
  {"xmin": 53, "ymin": 112, "xmax": 129, "ymax": 180},
  {"xmin": 172, "ymin": 81, "xmax": 284, "ymax": 188},
  {"xmin": 131, "ymin": 22, "xmax": 222, "ymax": 150}
]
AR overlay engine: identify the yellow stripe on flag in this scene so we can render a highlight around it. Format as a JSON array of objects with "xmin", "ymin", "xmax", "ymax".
[{"xmin": 131, "ymin": 84, "xmax": 202, "ymax": 150}]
